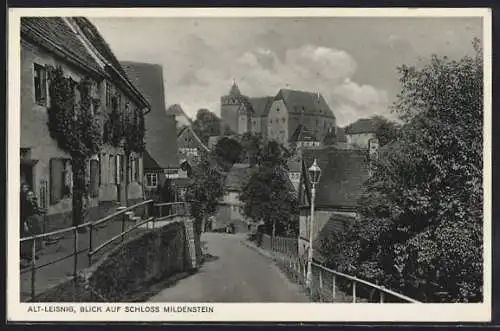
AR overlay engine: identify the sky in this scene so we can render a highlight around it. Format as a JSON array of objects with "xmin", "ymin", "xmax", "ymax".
[{"xmin": 90, "ymin": 16, "xmax": 482, "ymax": 127}]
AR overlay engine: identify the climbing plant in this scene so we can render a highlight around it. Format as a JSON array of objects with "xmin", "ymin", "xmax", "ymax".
[
  {"xmin": 103, "ymin": 92, "xmax": 146, "ymax": 206},
  {"xmin": 47, "ymin": 65, "xmax": 102, "ymax": 227}
]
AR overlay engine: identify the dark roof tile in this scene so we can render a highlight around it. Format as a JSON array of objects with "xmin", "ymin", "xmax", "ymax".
[
  {"xmin": 290, "ymin": 124, "xmax": 318, "ymax": 142},
  {"xmin": 301, "ymin": 147, "xmax": 370, "ymax": 208},
  {"xmin": 276, "ymin": 89, "xmax": 335, "ymax": 118},
  {"xmin": 121, "ymin": 61, "xmax": 179, "ymax": 169},
  {"xmin": 21, "ymin": 17, "xmax": 104, "ymax": 75},
  {"xmin": 345, "ymin": 118, "xmax": 379, "ymax": 134},
  {"xmin": 249, "ymin": 96, "xmax": 274, "ymax": 117}
]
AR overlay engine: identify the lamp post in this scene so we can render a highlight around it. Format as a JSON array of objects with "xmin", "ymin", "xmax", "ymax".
[{"xmin": 306, "ymin": 158, "xmax": 321, "ymax": 289}]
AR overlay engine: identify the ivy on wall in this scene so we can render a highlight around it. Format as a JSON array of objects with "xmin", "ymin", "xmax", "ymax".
[
  {"xmin": 46, "ymin": 65, "xmax": 102, "ymax": 226},
  {"xmin": 102, "ymin": 83, "xmax": 146, "ymax": 206}
]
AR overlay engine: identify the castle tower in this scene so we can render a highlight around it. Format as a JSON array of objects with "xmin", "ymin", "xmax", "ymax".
[{"xmin": 220, "ymin": 80, "xmax": 243, "ymax": 135}]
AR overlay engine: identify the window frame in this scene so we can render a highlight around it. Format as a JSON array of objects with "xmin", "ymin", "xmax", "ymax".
[{"xmin": 33, "ymin": 63, "xmax": 47, "ymax": 106}]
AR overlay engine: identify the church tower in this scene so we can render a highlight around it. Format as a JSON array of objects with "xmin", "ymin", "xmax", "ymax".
[{"xmin": 220, "ymin": 80, "xmax": 243, "ymax": 136}]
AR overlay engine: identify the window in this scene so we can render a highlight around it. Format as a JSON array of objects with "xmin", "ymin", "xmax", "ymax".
[
  {"xmin": 39, "ymin": 180, "xmax": 48, "ymax": 210},
  {"xmin": 145, "ymin": 173, "xmax": 158, "ymax": 188},
  {"xmin": 34, "ymin": 63, "xmax": 47, "ymax": 105},
  {"xmin": 49, "ymin": 158, "xmax": 71, "ymax": 204},
  {"xmin": 106, "ymin": 81, "xmax": 112, "ymax": 108},
  {"xmin": 90, "ymin": 159, "xmax": 99, "ymax": 197},
  {"xmin": 135, "ymin": 157, "xmax": 141, "ymax": 182}
]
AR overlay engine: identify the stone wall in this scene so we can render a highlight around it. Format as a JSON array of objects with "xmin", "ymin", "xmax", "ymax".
[{"xmin": 34, "ymin": 220, "xmax": 197, "ymax": 302}]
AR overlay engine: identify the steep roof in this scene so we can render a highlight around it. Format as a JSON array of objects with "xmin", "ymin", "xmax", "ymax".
[
  {"xmin": 275, "ymin": 89, "xmax": 335, "ymax": 118},
  {"xmin": 20, "ymin": 17, "xmax": 105, "ymax": 77},
  {"xmin": 345, "ymin": 118, "xmax": 379, "ymax": 134},
  {"xmin": 72, "ymin": 17, "xmax": 128, "ymax": 77},
  {"xmin": 224, "ymin": 163, "xmax": 253, "ymax": 191},
  {"xmin": 121, "ymin": 61, "xmax": 179, "ymax": 169},
  {"xmin": 229, "ymin": 81, "xmax": 242, "ymax": 96},
  {"xmin": 290, "ymin": 124, "xmax": 318, "ymax": 142},
  {"xmin": 301, "ymin": 146, "xmax": 370, "ymax": 209},
  {"xmin": 249, "ymin": 96, "xmax": 274, "ymax": 117},
  {"xmin": 167, "ymin": 104, "xmax": 187, "ymax": 117},
  {"xmin": 72, "ymin": 18, "xmax": 150, "ymax": 110}
]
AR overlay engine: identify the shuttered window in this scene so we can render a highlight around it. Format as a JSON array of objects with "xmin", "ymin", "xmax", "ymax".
[
  {"xmin": 135, "ymin": 157, "xmax": 140, "ymax": 182},
  {"xmin": 90, "ymin": 159, "xmax": 99, "ymax": 197},
  {"xmin": 50, "ymin": 158, "xmax": 65, "ymax": 204}
]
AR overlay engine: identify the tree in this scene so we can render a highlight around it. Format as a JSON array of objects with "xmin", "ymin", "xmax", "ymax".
[
  {"xmin": 185, "ymin": 150, "xmax": 225, "ymax": 236},
  {"xmin": 47, "ymin": 66, "xmax": 102, "ymax": 227},
  {"xmin": 191, "ymin": 108, "xmax": 221, "ymax": 144},
  {"xmin": 240, "ymin": 140, "xmax": 298, "ymax": 238},
  {"xmin": 214, "ymin": 137, "xmax": 243, "ymax": 170},
  {"xmin": 328, "ymin": 39, "xmax": 483, "ymax": 302},
  {"xmin": 371, "ymin": 115, "xmax": 401, "ymax": 146},
  {"xmin": 240, "ymin": 132, "xmax": 264, "ymax": 166}
]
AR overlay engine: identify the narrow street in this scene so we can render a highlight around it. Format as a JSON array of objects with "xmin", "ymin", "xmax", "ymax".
[{"xmin": 148, "ymin": 233, "xmax": 309, "ymax": 302}]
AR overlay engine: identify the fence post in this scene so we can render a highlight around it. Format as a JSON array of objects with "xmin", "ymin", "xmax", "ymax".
[
  {"xmin": 73, "ymin": 227, "xmax": 79, "ymax": 301},
  {"xmin": 380, "ymin": 291, "xmax": 384, "ymax": 304},
  {"xmin": 88, "ymin": 223, "xmax": 93, "ymax": 266},
  {"xmin": 31, "ymin": 238, "xmax": 36, "ymax": 301},
  {"xmin": 352, "ymin": 281, "xmax": 357, "ymax": 303},
  {"xmin": 332, "ymin": 274, "xmax": 336, "ymax": 301},
  {"xmin": 158, "ymin": 204, "xmax": 162, "ymax": 218},
  {"xmin": 121, "ymin": 213, "xmax": 126, "ymax": 242}
]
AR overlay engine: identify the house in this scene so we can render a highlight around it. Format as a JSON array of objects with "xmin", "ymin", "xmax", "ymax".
[
  {"xmin": 214, "ymin": 163, "xmax": 254, "ymax": 233},
  {"xmin": 120, "ymin": 61, "xmax": 179, "ymax": 198},
  {"xmin": 219, "ymin": 82, "xmax": 336, "ymax": 147},
  {"xmin": 297, "ymin": 146, "xmax": 371, "ymax": 263},
  {"xmin": 177, "ymin": 122, "xmax": 209, "ymax": 167},
  {"xmin": 290, "ymin": 124, "xmax": 321, "ymax": 150},
  {"xmin": 167, "ymin": 103, "xmax": 192, "ymax": 131},
  {"xmin": 20, "ymin": 17, "xmax": 151, "ymax": 230},
  {"xmin": 344, "ymin": 118, "xmax": 379, "ymax": 149}
]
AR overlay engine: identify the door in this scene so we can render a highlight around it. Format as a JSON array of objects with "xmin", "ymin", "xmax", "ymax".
[{"xmin": 20, "ymin": 164, "xmax": 34, "ymax": 189}]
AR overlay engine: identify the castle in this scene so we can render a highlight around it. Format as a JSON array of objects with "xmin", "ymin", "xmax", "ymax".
[{"xmin": 219, "ymin": 81, "xmax": 338, "ymax": 148}]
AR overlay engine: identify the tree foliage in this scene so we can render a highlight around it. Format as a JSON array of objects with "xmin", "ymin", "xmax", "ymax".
[
  {"xmin": 324, "ymin": 39, "xmax": 483, "ymax": 303},
  {"xmin": 239, "ymin": 132, "xmax": 265, "ymax": 166},
  {"xmin": 240, "ymin": 140, "xmax": 298, "ymax": 237},
  {"xmin": 185, "ymin": 150, "xmax": 225, "ymax": 235},
  {"xmin": 370, "ymin": 115, "xmax": 401, "ymax": 146},
  {"xmin": 192, "ymin": 108, "xmax": 221, "ymax": 144},
  {"xmin": 214, "ymin": 137, "xmax": 243, "ymax": 170}
]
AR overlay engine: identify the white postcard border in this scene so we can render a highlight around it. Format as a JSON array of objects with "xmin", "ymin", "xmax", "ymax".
[{"xmin": 7, "ymin": 7, "xmax": 493, "ymax": 322}]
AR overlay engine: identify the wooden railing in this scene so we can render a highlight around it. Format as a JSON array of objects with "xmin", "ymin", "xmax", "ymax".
[
  {"xmin": 261, "ymin": 235, "xmax": 421, "ymax": 304},
  {"xmin": 20, "ymin": 200, "xmax": 189, "ymax": 302}
]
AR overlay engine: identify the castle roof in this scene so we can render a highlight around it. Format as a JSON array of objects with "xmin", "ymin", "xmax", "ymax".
[
  {"xmin": 290, "ymin": 124, "xmax": 318, "ymax": 142},
  {"xmin": 229, "ymin": 81, "xmax": 242, "ymax": 96},
  {"xmin": 275, "ymin": 89, "xmax": 335, "ymax": 118},
  {"xmin": 249, "ymin": 96, "xmax": 274, "ymax": 117}
]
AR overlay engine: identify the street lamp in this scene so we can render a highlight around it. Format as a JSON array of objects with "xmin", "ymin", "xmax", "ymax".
[{"xmin": 306, "ymin": 158, "xmax": 321, "ymax": 289}]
